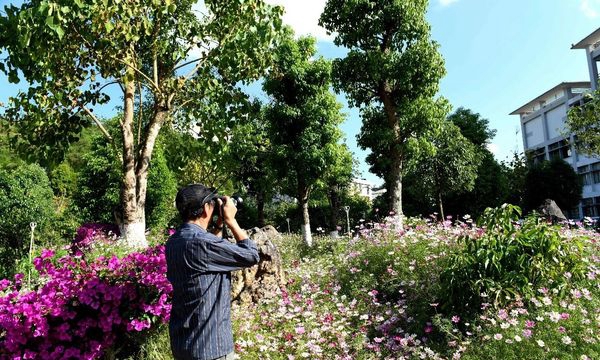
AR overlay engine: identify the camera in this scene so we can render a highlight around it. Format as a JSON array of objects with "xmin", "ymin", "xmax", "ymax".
[{"xmin": 216, "ymin": 194, "xmax": 243, "ymax": 208}]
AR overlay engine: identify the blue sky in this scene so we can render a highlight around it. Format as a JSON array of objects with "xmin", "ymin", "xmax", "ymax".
[{"xmin": 1, "ymin": 0, "xmax": 599, "ymax": 186}]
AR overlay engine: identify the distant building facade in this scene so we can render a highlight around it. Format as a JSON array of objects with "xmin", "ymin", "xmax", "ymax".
[
  {"xmin": 350, "ymin": 178, "xmax": 386, "ymax": 201},
  {"xmin": 511, "ymin": 28, "xmax": 600, "ymax": 219}
]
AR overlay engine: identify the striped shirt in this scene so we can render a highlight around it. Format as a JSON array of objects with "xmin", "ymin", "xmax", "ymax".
[{"xmin": 166, "ymin": 223, "xmax": 259, "ymax": 360}]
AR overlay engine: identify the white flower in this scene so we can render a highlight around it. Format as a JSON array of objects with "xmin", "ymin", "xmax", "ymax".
[
  {"xmin": 537, "ymin": 340, "xmax": 545, "ymax": 347},
  {"xmin": 562, "ymin": 336, "xmax": 573, "ymax": 345},
  {"xmin": 514, "ymin": 335, "xmax": 522, "ymax": 342},
  {"xmin": 542, "ymin": 297, "xmax": 552, "ymax": 305},
  {"xmin": 548, "ymin": 311, "xmax": 561, "ymax": 322}
]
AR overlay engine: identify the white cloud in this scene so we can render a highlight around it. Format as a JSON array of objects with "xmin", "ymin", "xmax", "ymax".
[
  {"xmin": 265, "ymin": 0, "xmax": 333, "ymax": 40},
  {"xmin": 581, "ymin": 0, "xmax": 600, "ymax": 18},
  {"xmin": 486, "ymin": 143, "xmax": 499, "ymax": 155},
  {"xmin": 439, "ymin": 0, "xmax": 459, "ymax": 7}
]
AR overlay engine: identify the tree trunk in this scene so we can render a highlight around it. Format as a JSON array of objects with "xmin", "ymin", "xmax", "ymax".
[
  {"xmin": 118, "ymin": 67, "xmax": 168, "ymax": 248},
  {"xmin": 298, "ymin": 180, "xmax": 313, "ymax": 247},
  {"xmin": 389, "ymin": 149, "xmax": 404, "ymax": 228},
  {"xmin": 379, "ymin": 81, "xmax": 404, "ymax": 229},
  {"xmin": 119, "ymin": 74, "xmax": 147, "ymax": 248},
  {"xmin": 257, "ymin": 189, "xmax": 266, "ymax": 228},
  {"xmin": 438, "ymin": 190, "xmax": 445, "ymax": 222},
  {"xmin": 328, "ymin": 188, "xmax": 340, "ymax": 237}
]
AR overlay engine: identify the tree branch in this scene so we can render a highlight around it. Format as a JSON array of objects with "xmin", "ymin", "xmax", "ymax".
[
  {"xmin": 116, "ymin": 58, "xmax": 160, "ymax": 93},
  {"xmin": 81, "ymin": 105, "xmax": 114, "ymax": 142}
]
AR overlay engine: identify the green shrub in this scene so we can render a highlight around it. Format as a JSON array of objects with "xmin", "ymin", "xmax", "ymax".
[
  {"xmin": 145, "ymin": 146, "xmax": 178, "ymax": 231},
  {"xmin": 72, "ymin": 135, "xmax": 177, "ymax": 230},
  {"xmin": 440, "ymin": 204, "xmax": 586, "ymax": 314},
  {"xmin": 0, "ymin": 163, "xmax": 56, "ymax": 278}
]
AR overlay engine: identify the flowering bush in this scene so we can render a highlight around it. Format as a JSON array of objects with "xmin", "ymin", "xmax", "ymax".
[
  {"xmin": 72, "ymin": 223, "xmax": 120, "ymax": 253},
  {"xmin": 0, "ymin": 245, "xmax": 171, "ymax": 359}
]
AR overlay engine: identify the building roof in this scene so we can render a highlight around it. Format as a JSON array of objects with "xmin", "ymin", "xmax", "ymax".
[
  {"xmin": 509, "ymin": 82, "xmax": 591, "ymax": 115},
  {"xmin": 572, "ymin": 27, "xmax": 600, "ymax": 49}
]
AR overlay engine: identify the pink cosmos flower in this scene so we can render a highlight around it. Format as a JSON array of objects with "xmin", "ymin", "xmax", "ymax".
[{"xmin": 525, "ymin": 320, "xmax": 536, "ymax": 328}]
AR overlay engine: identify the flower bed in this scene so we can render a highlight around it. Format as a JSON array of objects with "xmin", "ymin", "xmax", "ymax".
[
  {"xmin": 231, "ymin": 215, "xmax": 599, "ymax": 359},
  {"xmin": 0, "ymin": 246, "xmax": 171, "ymax": 359}
]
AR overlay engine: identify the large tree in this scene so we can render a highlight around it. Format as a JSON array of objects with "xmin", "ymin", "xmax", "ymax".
[
  {"xmin": 567, "ymin": 90, "xmax": 600, "ymax": 156},
  {"xmin": 0, "ymin": 0, "xmax": 282, "ymax": 247},
  {"xmin": 523, "ymin": 158, "xmax": 582, "ymax": 213},
  {"xmin": 263, "ymin": 31, "xmax": 345, "ymax": 246},
  {"xmin": 447, "ymin": 107, "xmax": 496, "ymax": 148},
  {"xmin": 411, "ymin": 120, "xmax": 480, "ymax": 220},
  {"xmin": 444, "ymin": 107, "xmax": 510, "ymax": 217},
  {"xmin": 320, "ymin": 0, "xmax": 445, "ymax": 226}
]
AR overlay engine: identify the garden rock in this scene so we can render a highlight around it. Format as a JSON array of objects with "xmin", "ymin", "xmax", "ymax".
[
  {"xmin": 231, "ymin": 225, "xmax": 285, "ymax": 305},
  {"xmin": 537, "ymin": 199, "xmax": 567, "ymax": 222}
]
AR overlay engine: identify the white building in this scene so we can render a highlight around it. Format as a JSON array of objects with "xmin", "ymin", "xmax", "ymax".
[
  {"xmin": 350, "ymin": 178, "xmax": 386, "ymax": 201},
  {"xmin": 511, "ymin": 28, "xmax": 600, "ymax": 219}
]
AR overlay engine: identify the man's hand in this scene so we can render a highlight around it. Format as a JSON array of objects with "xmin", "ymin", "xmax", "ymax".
[
  {"xmin": 219, "ymin": 196, "xmax": 238, "ymax": 224},
  {"xmin": 217, "ymin": 196, "xmax": 248, "ymax": 242}
]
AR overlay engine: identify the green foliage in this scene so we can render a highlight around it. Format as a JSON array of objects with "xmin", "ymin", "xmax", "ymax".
[
  {"xmin": 263, "ymin": 29, "xmax": 346, "ymax": 243},
  {"xmin": 410, "ymin": 120, "xmax": 481, "ymax": 219},
  {"xmin": 72, "ymin": 134, "xmax": 177, "ymax": 230},
  {"xmin": 440, "ymin": 204, "xmax": 586, "ymax": 314},
  {"xmin": 445, "ymin": 149, "xmax": 511, "ymax": 217},
  {"xmin": 523, "ymin": 158, "xmax": 582, "ymax": 213},
  {"xmin": 49, "ymin": 162, "xmax": 78, "ymax": 197},
  {"xmin": 264, "ymin": 32, "xmax": 345, "ymax": 189},
  {"xmin": 567, "ymin": 90, "xmax": 600, "ymax": 156},
  {"xmin": 447, "ymin": 107, "xmax": 497, "ymax": 148},
  {"xmin": 145, "ymin": 146, "xmax": 178, "ymax": 231},
  {"xmin": 71, "ymin": 137, "xmax": 121, "ymax": 224},
  {"xmin": 503, "ymin": 152, "xmax": 528, "ymax": 208},
  {"xmin": 0, "ymin": 163, "xmax": 56, "ymax": 277},
  {"xmin": 1, "ymin": 0, "xmax": 283, "ymax": 241},
  {"xmin": 320, "ymin": 0, "xmax": 446, "ymax": 217}
]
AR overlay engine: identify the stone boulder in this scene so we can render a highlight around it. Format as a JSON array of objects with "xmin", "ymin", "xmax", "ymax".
[
  {"xmin": 231, "ymin": 225, "xmax": 286, "ymax": 305},
  {"xmin": 537, "ymin": 199, "xmax": 567, "ymax": 222}
]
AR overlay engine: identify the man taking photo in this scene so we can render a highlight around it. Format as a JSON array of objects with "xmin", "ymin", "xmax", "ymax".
[{"xmin": 166, "ymin": 184, "xmax": 259, "ymax": 360}]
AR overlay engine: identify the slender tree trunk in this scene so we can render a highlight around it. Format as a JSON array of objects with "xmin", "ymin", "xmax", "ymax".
[
  {"xmin": 298, "ymin": 179, "xmax": 313, "ymax": 247},
  {"xmin": 438, "ymin": 190, "xmax": 445, "ymax": 221},
  {"xmin": 379, "ymin": 81, "xmax": 404, "ymax": 228},
  {"xmin": 257, "ymin": 189, "xmax": 266, "ymax": 228},
  {"xmin": 389, "ymin": 149, "xmax": 404, "ymax": 228},
  {"xmin": 328, "ymin": 188, "xmax": 340, "ymax": 237}
]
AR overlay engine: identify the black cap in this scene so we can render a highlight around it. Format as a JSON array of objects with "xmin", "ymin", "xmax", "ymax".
[{"xmin": 175, "ymin": 184, "xmax": 218, "ymax": 220}]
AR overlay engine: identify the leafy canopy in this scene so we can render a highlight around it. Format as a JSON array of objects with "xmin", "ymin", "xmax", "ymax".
[
  {"xmin": 320, "ymin": 0, "xmax": 445, "ymax": 108},
  {"xmin": 0, "ymin": 0, "xmax": 283, "ymax": 161},
  {"xmin": 263, "ymin": 30, "xmax": 345, "ymax": 194},
  {"xmin": 567, "ymin": 90, "xmax": 600, "ymax": 156}
]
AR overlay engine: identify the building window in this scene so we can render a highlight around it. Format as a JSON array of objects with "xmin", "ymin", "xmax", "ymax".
[
  {"xmin": 579, "ymin": 162, "xmax": 600, "ymax": 185},
  {"xmin": 527, "ymin": 147, "xmax": 546, "ymax": 164},
  {"xmin": 592, "ymin": 163, "xmax": 600, "ymax": 184},
  {"xmin": 548, "ymin": 139, "xmax": 571, "ymax": 160},
  {"xmin": 581, "ymin": 197, "xmax": 599, "ymax": 218},
  {"xmin": 579, "ymin": 165, "xmax": 592, "ymax": 185}
]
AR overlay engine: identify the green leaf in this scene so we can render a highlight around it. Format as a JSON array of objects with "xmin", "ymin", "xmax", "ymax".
[{"xmin": 105, "ymin": 21, "xmax": 114, "ymax": 33}]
